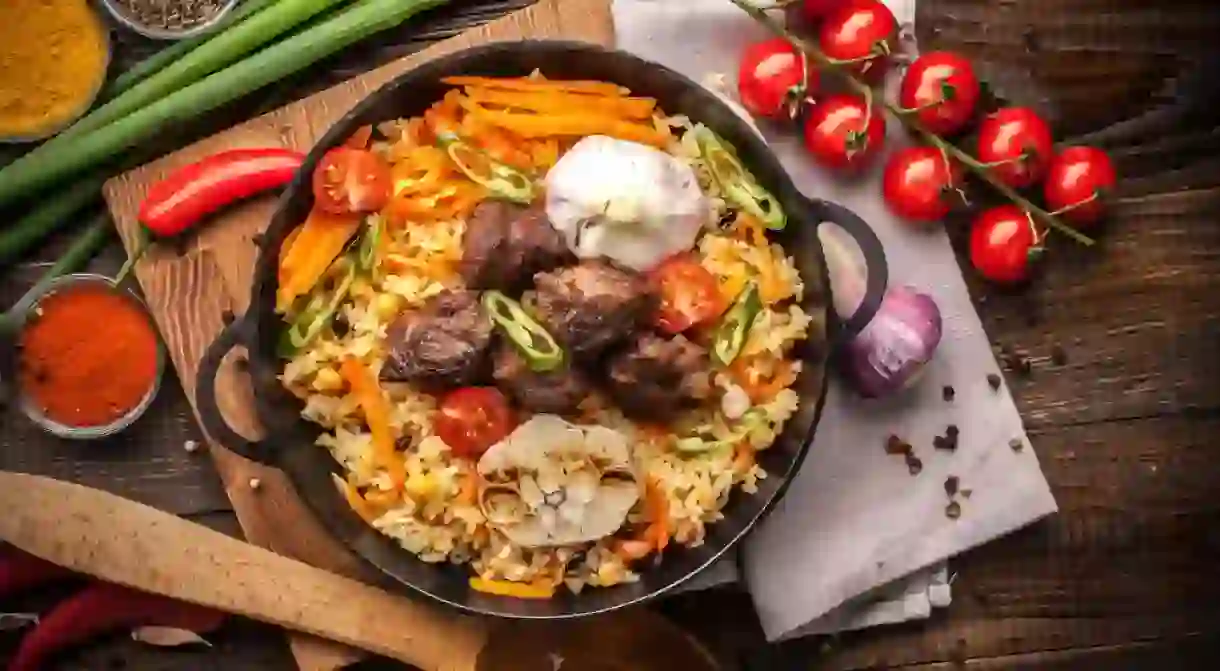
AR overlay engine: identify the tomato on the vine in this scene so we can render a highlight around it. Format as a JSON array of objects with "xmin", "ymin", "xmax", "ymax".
[
  {"xmin": 1043, "ymin": 146, "xmax": 1116, "ymax": 228},
  {"xmin": 435, "ymin": 387, "xmax": 515, "ymax": 460},
  {"xmin": 898, "ymin": 52, "xmax": 980, "ymax": 136},
  {"xmin": 882, "ymin": 146, "xmax": 963, "ymax": 223},
  {"xmin": 800, "ymin": 0, "xmax": 850, "ymax": 23},
  {"xmin": 970, "ymin": 205, "xmax": 1041, "ymax": 284},
  {"xmin": 976, "ymin": 108, "xmax": 1053, "ymax": 189},
  {"xmin": 802, "ymin": 95, "xmax": 886, "ymax": 171},
  {"xmin": 818, "ymin": 0, "xmax": 897, "ymax": 83},
  {"xmin": 312, "ymin": 148, "xmax": 392, "ymax": 214},
  {"xmin": 737, "ymin": 38, "xmax": 815, "ymax": 120}
]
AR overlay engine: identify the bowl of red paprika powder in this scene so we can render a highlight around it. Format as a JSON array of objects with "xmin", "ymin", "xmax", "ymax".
[{"xmin": 11, "ymin": 274, "xmax": 164, "ymax": 439}]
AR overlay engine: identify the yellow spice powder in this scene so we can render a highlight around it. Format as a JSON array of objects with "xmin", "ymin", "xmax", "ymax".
[{"xmin": 0, "ymin": 0, "xmax": 109, "ymax": 139}]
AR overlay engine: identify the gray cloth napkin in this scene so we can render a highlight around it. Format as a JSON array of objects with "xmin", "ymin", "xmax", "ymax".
[{"xmin": 613, "ymin": 0, "xmax": 1058, "ymax": 641}]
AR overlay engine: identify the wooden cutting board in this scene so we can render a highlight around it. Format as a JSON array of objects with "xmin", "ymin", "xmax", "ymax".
[{"xmin": 101, "ymin": 1, "xmax": 614, "ymax": 668}]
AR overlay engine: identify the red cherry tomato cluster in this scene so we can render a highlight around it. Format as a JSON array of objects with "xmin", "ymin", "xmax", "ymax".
[{"xmin": 735, "ymin": 0, "xmax": 1118, "ymax": 285}]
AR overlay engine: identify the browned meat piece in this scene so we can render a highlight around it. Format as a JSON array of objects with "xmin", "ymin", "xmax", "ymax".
[
  {"xmin": 460, "ymin": 200, "xmax": 570, "ymax": 291},
  {"xmin": 492, "ymin": 343, "xmax": 590, "ymax": 415},
  {"xmin": 605, "ymin": 333, "xmax": 713, "ymax": 422},
  {"xmin": 532, "ymin": 261, "xmax": 655, "ymax": 359},
  {"xmin": 380, "ymin": 289, "xmax": 493, "ymax": 388}
]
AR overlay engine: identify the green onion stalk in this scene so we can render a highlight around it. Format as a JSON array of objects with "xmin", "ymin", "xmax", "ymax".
[
  {"xmin": 0, "ymin": 174, "xmax": 108, "ymax": 267},
  {"xmin": 100, "ymin": 0, "xmax": 283, "ymax": 102},
  {"xmin": 54, "ymin": 0, "xmax": 348, "ymax": 146},
  {"xmin": 0, "ymin": 0, "xmax": 450, "ymax": 209}
]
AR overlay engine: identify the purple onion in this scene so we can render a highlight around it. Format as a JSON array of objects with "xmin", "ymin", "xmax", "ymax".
[{"xmin": 843, "ymin": 285, "xmax": 943, "ymax": 398}]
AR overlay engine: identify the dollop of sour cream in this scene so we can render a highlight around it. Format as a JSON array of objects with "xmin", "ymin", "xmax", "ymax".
[{"xmin": 544, "ymin": 135, "xmax": 709, "ymax": 272}]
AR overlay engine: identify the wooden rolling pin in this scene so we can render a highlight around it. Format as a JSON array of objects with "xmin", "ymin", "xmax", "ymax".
[{"xmin": 0, "ymin": 472, "xmax": 719, "ymax": 671}]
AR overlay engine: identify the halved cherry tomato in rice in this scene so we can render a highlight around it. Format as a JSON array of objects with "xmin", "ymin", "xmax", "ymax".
[
  {"xmin": 649, "ymin": 254, "xmax": 727, "ymax": 335},
  {"xmin": 435, "ymin": 387, "xmax": 516, "ymax": 460},
  {"xmin": 312, "ymin": 148, "xmax": 392, "ymax": 214}
]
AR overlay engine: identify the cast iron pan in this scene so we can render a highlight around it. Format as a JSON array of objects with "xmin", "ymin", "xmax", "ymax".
[{"xmin": 195, "ymin": 41, "xmax": 888, "ymax": 619}]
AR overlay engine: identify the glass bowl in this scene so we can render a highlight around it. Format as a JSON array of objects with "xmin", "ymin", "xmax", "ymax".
[
  {"xmin": 0, "ymin": 4, "xmax": 111, "ymax": 143},
  {"xmin": 98, "ymin": 0, "xmax": 240, "ymax": 41},
  {"xmin": 9, "ymin": 274, "xmax": 166, "ymax": 440}
]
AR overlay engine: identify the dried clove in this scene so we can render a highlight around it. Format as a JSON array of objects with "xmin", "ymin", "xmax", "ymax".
[
  {"xmin": 987, "ymin": 373, "xmax": 1002, "ymax": 391},
  {"xmin": 944, "ymin": 476, "xmax": 960, "ymax": 497},
  {"xmin": 906, "ymin": 454, "xmax": 923, "ymax": 476},
  {"xmin": 942, "ymin": 385, "xmax": 956, "ymax": 402}
]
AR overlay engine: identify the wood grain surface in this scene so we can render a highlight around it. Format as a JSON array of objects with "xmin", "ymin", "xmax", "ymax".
[
  {"xmin": 99, "ymin": 0, "xmax": 613, "ymax": 668},
  {"xmin": 2, "ymin": 0, "xmax": 1220, "ymax": 669}
]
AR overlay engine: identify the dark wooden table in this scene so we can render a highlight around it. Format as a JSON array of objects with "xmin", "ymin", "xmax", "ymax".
[{"xmin": 4, "ymin": 0, "xmax": 1220, "ymax": 669}]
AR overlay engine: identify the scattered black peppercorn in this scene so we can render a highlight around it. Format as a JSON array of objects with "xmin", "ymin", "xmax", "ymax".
[
  {"xmin": 987, "ymin": 373, "xmax": 1002, "ymax": 391},
  {"xmin": 885, "ymin": 434, "xmax": 911, "ymax": 455},
  {"xmin": 1009, "ymin": 438, "xmax": 1024, "ymax": 452},
  {"xmin": 944, "ymin": 476, "xmax": 960, "ymax": 496},
  {"xmin": 946, "ymin": 424, "xmax": 959, "ymax": 438},
  {"xmin": 906, "ymin": 454, "xmax": 923, "ymax": 476},
  {"xmin": 946, "ymin": 500, "xmax": 962, "ymax": 520},
  {"xmin": 933, "ymin": 435, "xmax": 952, "ymax": 451},
  {"xmin": 942, "ymin": 385, "xmax": 955, "ymax": 402},
  {"xmin": 1051, "ymin": 344, "xmax": 1068, "ymax": 366}
]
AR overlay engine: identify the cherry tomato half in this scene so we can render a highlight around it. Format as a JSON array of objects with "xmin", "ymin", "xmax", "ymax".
[
  {"xmin": 802, "ymin": 95, "xmax": 887, "ymax": 172},
  {"xmin": 435, "ymin": 387, "xmax": 516, "ymax": 460},
  {"xmin": 737, "ymin": 38, "xmax": 815, "ymax": 120},
  {"xmin": 976, "ymin": 108, "xmax": 1053, "ymax": 189},
  {"xmin": 818, "ymin": 0, "xmax": 897, "ymax": 83},
  {"xmin": 898, "ymin": 52, "xmax": 980, "ymax": 136},
  {"xmin": 800, "ymin": 0, "xmax": 851, "ymax": 23},
  {"xmin": 312, "ymin": 148, "xmax": 392, "ymax": 215},
  {"xmin": 970, "ymin": 205, "xmax": 1040, "ymax": 284},
  {"xmin": 882, "ymin": 146, "xmax": 963, "ymax": 223},
  {"xmin": 650, "ymin": 254, "xmax": 727, "ymax": 334},
  {"xmin": 1044, "ymin": 146, "xmax": 1116, "ymax": 228}
]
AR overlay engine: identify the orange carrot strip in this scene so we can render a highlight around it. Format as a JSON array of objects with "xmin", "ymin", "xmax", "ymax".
[
  {"xmin": 469, "ymin": 107, "xmax": 669, "ymax": 148},
  {"xmin": 333, "ymin": 476, "xmax": 379, "ymax": 524},
  {"xmin": 463, "ymin": 87, "xmax": 656, "ymax": 120},
  {"xmin": 339, "ymin": 357, "xmax": 405, "ymax": 486},
  {"xmin": 443, "ymin": 75, "xmax": 627, "ymax": 96},
  {"xmin": 345, "ymin": 125, "xmax": 373, "ymax": 149},
  {"xmin": 644, "ymin": 478, "xmax": 671, "ymax": 553},
  {"xmin": 276, "ymin": 208, "xmax": 361, "ymax": 312}
]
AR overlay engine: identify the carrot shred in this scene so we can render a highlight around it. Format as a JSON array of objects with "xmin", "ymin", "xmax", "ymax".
[
  {"xmin": 276, "ymin": 208, "xmax": 362, "ymax": 312},
  {"xmin": 334, "ymin": 476, "xmax": 379, "ymax": 524},
  {"xmin": 339, "ymin": 357, "xmax": 405, "ymax": 486},
  {"xmin": 443, "ymin": 75, "xmax": 627, "ymax": 96},
  {"xmin": 643, "ymin": 478, "xmax": 671, "ymax": 553},
  {"xmin": 462, "ymin": 87, "xmax": 656, "ymax": 120},
  {"xmin": 613, "ymin": 539, "xmax": 655, "ymax": 561},
  {"xmin": 345, "ymin": 125, "xmax": 373, "ymax": 149},
  {"xmin": 469, "ymin": 106, "xmax": 669, "ymax": 148},
  {"xmin": 469, "ymin": 577, "xmax": 556, "ymax": 599}
]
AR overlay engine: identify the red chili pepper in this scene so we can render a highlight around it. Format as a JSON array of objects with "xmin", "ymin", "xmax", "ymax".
[
  {"xmin": 138, "ymin": 147, "xmax": 305, "ymax": 237},
  {"xmin": 7, "ymin": 583, "xmax": 226, "ymax": 671},
  {"xmin": 0, "ymin": 549, "xmax": 76, "ymax": 602}
]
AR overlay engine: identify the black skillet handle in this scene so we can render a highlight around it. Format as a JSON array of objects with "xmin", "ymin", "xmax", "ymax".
[
  {"xmin": 807, "ymin": 198, "xmax": 889, "ymax": 347},
  {"xmin": 196, "ymin": 315, "xmax": 276, "ymax": 466}
]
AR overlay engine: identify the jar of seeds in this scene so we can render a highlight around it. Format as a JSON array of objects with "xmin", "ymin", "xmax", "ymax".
[{"xmin": 99, "ymin": 0, "xmax": 239, "ymax": 40}]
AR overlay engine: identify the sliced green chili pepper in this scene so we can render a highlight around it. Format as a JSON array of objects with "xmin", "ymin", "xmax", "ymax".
[
  {"xmin": 278, "ymin": 264, "xmax": 355, "ymax": 359},
  {"xmin": 358, "ymin": 215, "xmax": 382, "ymax": 273},
  {"xmin": 443, "ymin": 140, "xmax": 535, "ymax": 204},
  {"xmin": 482, "ymin": 290, "xmax": 563, "ymax": 372},
  {"xmin": 711, "ymin": 280, "xmax": 762, "ymax": 367},
  {"xmin": 693, "ymin": 126, "xmax": 786, "ymax": 231}
]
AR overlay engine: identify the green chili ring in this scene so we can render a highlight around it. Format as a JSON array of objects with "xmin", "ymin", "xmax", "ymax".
[
  {"xmin": 711, "ymin": 280, "xmax": 762, "ymax": 367},
  {"xmin": 482, "ymin": 290, "xmax": 564, "ymax": 372}
]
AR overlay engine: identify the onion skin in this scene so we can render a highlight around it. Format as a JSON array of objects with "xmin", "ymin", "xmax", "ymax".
[{"xmin": 842, "ymin": 285, "xmax": 943, "ymax": 398}]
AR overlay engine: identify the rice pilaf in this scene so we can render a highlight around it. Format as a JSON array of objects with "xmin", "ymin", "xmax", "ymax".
[{"xmin": 277, "ymin": 75, "xmax": 810, "ymax": 597}]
